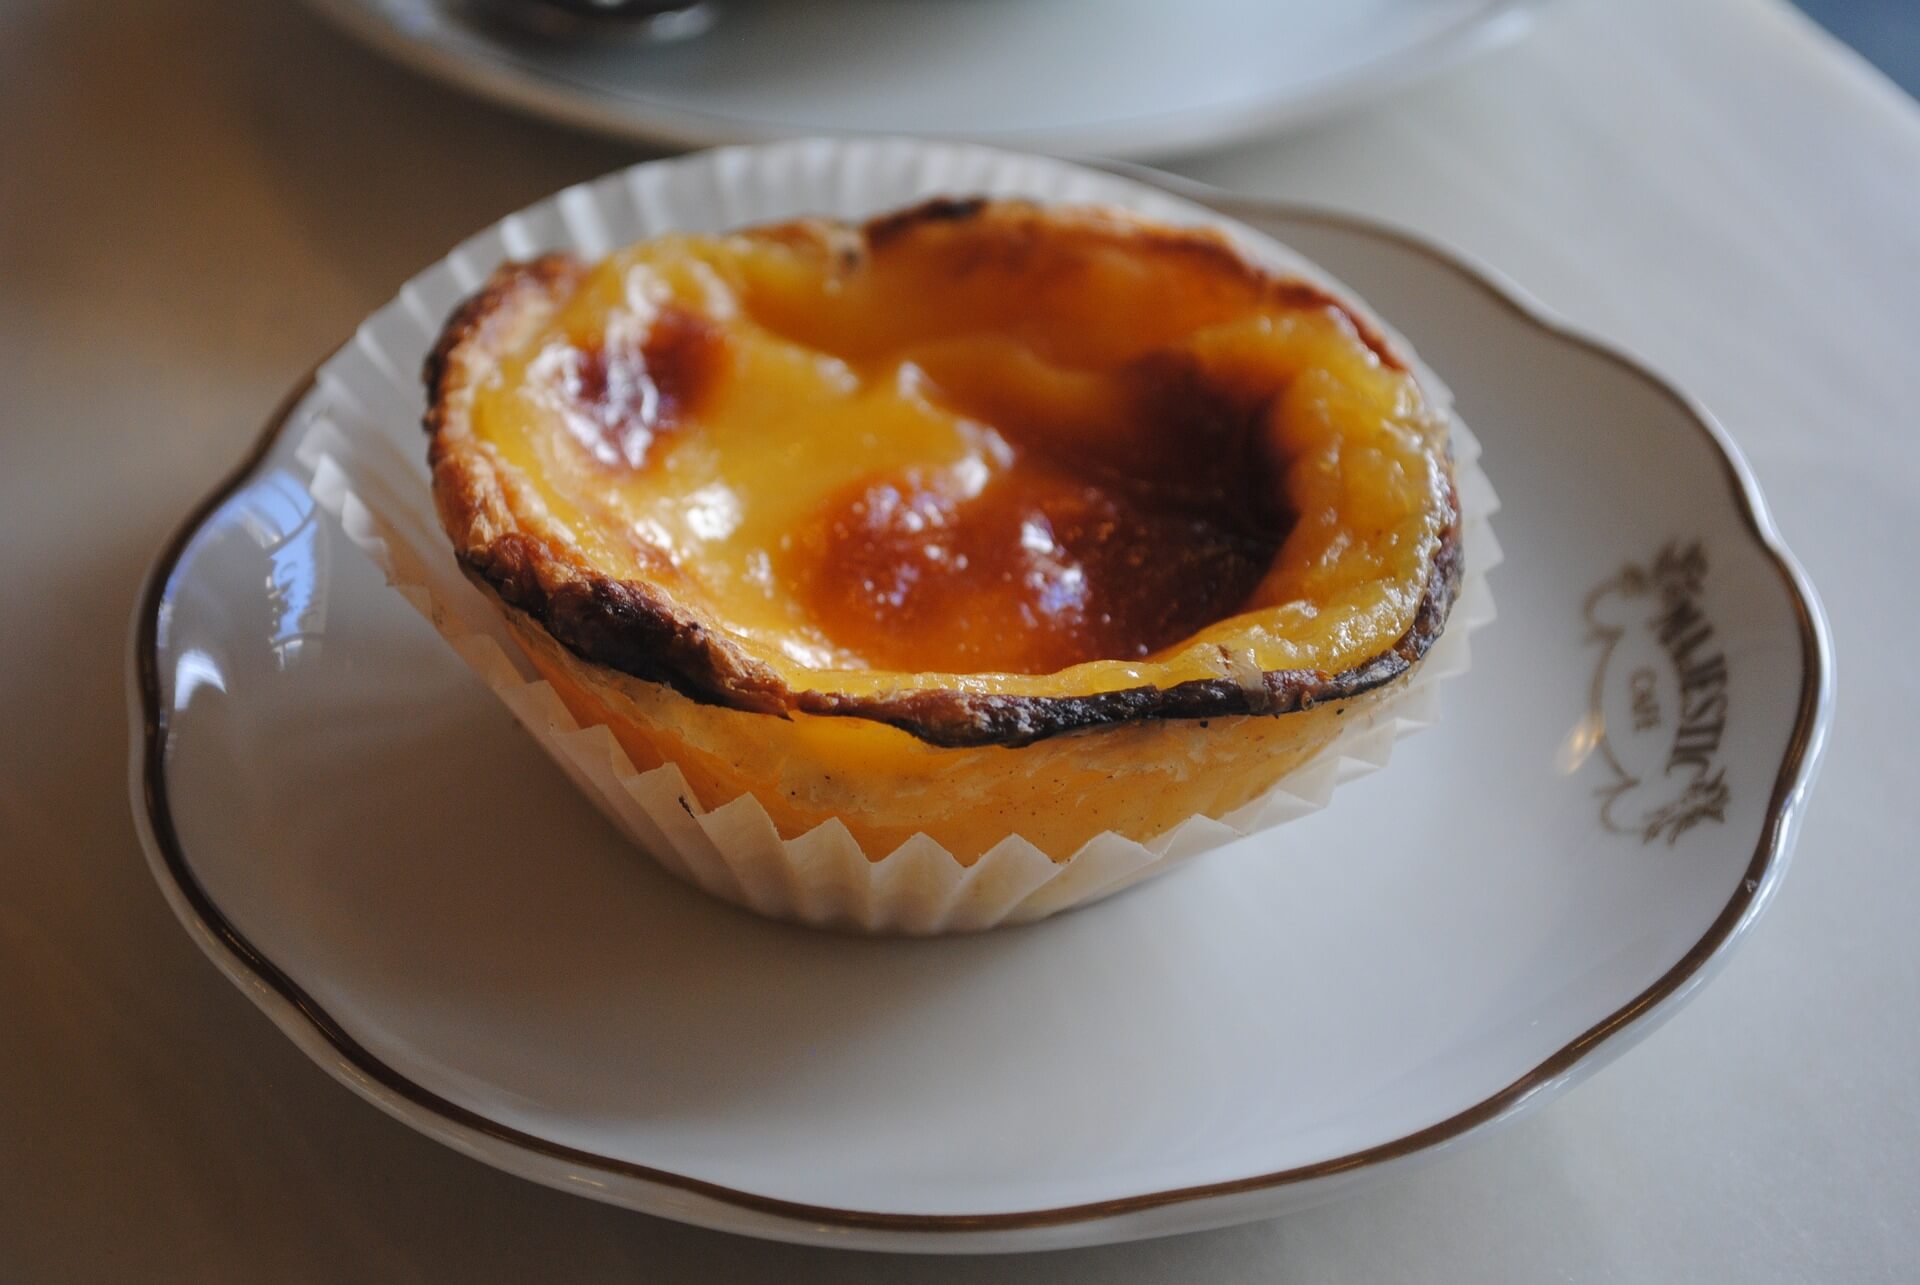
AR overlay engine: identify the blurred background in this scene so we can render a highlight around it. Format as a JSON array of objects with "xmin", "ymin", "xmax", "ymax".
[
  {"xmin": 1796, "ymin": 0, "xmax": 1918, "ymax": 91},
  {"xmin": 267, "ymin": 0, "xmax": 1918, "ymax": 162}
]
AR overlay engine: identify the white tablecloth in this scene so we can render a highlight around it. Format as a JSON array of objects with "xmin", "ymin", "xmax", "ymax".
[{"xmin": 3, "ymin": 0, "xmax": 1915, "ymax": 1278}]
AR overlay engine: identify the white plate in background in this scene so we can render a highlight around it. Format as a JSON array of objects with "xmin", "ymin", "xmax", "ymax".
[{"xmin": 302, "ymin": 0, "xmax": 1543, "ymax": 158}]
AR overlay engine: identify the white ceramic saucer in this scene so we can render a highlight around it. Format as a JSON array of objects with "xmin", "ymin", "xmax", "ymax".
[
  {"xmin": 300, "ymin": 0, "xmax": 1542, "ymax": 158},
  {"xmin": 129, "ymin": 183, "xmax": 1829, "ymax": 1253}
]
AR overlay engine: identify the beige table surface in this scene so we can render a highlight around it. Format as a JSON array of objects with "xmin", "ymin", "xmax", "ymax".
[{"xmin": 4, "ymin": 0, "xmax": 1917, "ymax": 1279}]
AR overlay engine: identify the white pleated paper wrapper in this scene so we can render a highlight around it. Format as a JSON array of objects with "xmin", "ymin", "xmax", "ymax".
[{"xmin": 296, "ymin": 137, "xmax": 1501, "ymax": 934}]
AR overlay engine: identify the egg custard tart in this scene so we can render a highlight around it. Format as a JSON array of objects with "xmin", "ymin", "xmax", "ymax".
[{"xmin": 425, "ymin": 199, "xmax": 1461, "ymax": 863}]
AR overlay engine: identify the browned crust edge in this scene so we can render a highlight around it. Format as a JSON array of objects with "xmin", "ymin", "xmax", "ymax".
[{"xmin": 422, "ymin": 198, "xmax": 1462, "ymax": 749}]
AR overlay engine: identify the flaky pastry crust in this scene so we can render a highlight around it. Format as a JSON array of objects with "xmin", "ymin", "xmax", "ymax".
[{"xmin": 424, "ymin": 199, "xmax": 1461, "ymax": 749}]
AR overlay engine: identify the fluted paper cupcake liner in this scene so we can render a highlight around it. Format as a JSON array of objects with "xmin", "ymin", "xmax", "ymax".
[{"xmin": 296, "ymin": 138, "xmax": 1501, "ymax": 933}]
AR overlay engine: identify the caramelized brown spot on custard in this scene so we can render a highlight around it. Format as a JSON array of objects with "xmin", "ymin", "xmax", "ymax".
[
  {"xmin": 793, "ymin": 459, "xmax": 1281, "ymax": 675},
  {"xmin": 789, "ymin": 346, "xmax": 1290, "ymax": 673},
  {"xmin": 554, "ymin": 304, "xmax": 725, "ymax": 470},
  {"xmin": 864, "ymin": 196, "xmax": 992, "ymax": 249}
]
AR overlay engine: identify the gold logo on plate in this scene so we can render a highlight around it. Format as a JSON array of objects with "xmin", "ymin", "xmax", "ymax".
[{"xmin": 1574, "ymin": 541, "xmax": 1731, "ymax": 845}]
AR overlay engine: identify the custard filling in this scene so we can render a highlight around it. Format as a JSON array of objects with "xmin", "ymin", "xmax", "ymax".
[{"xmin": 466, "ymin": 212, "xmax": 1450, "ymax": 696}]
